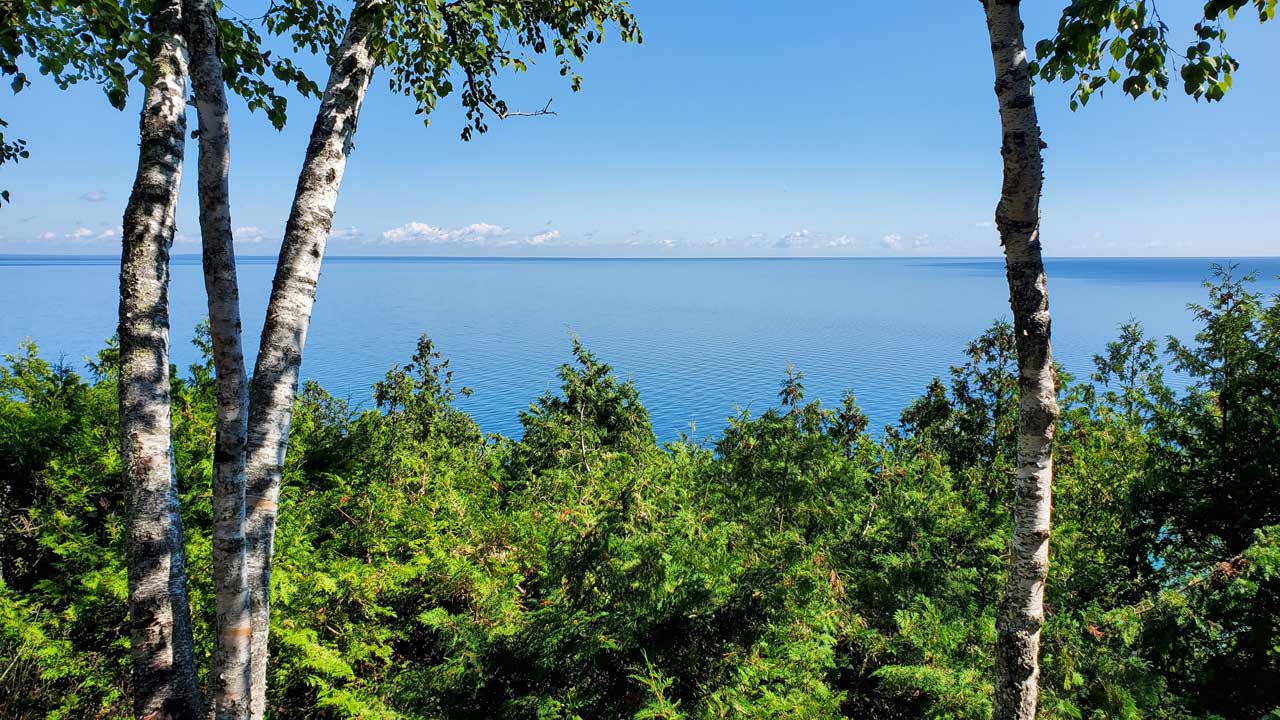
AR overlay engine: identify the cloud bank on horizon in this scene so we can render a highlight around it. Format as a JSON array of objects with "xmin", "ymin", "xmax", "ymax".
[{"xmin": 0, "ymin": 213, "xmax": 1216, "ymax": 257}]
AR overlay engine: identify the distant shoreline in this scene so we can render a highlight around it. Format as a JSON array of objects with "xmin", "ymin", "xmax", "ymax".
[{"xmin": 3, "ymin": 254, "xmax": 1278, "ymax": 265}]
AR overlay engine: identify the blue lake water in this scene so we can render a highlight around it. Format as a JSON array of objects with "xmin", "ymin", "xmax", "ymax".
[{"xmin": 2, "ymin": 255, "xmax": 1277, "ymax": 441}]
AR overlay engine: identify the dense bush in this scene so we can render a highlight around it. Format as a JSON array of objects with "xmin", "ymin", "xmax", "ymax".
[{"xmin": 2, "ymin": 268, "xmax": 1277, "ymax": 719}]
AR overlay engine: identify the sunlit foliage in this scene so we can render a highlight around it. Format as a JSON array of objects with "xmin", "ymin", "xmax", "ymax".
[{"xmin": 2, "ymin": 269, "xmax": 1277, "ymax": 718}]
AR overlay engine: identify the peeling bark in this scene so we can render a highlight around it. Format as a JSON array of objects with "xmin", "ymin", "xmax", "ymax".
[
  {"xmin": 118, "ymin": 0, "xmax": 201, "ymax": 716},
  {"xmin": 243, "ymin": 2, "xmax": 385, "ymax": 715},
  {"xmin": 981, "ymin": 2, "xmax": 1060, "ymax": 720},
  {"xmin": 185, "ymin": 0, "xmax": 252, "ymax": 716}
]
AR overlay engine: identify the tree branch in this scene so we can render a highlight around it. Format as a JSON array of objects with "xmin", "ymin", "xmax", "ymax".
[
  {"xmin": 440, "ymin": 4, "xmax": 556, "ymax": 125},
  {"xmin": 492, "ymin": 96, "xmax": 556, "ymax": 119}
]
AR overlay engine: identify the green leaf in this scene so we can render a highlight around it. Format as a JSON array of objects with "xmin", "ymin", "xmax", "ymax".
[{"xmin": 1109, "ymin": 36, "xmax": 1127, "ymax": 61}]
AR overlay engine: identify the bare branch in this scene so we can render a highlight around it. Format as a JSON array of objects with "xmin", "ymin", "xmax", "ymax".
[{"xmin": 491, "ymin": 97, "xmax": 556, "ymax": 119}]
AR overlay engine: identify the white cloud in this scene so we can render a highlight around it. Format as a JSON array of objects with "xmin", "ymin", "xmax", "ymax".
[
  {"xmin": 454, "ymin": 223, "xmax": 509, "ymax": 242},
  {"xmin": 381, "ymin": 222, "xmax": 509, "ymax": 245},
  {"xmin": 33, "ymin": 225, "xmax": 120, "ymax": 244},
  {"xmin": 618, "ymin": 234, "xmax": 681, "ymax": 249},
  {"xmin": 880, "ymin": 233, "xmax": 902, "ymax": 249},
  {"xmin": 80, "ymin": 191, "xmax": 106, "ymax": 202},
  {"xmin": 374, "ymin": 222, "xmax": 580, "ymax": 250},
  {"xmin": 330, "ymin": 226, "xmax": 362, "ymax": 241},
  {"xmin": 381, "ymin": 222, "xmax": 439, "ymax": 243},
  {"xmin": 775, "ymin": 229, "xmax": 813, "ymax": 248},
  {"xmin": 618, "ymin": 230, "xmax": 878, "ymax": 253},
  {"xmin": 235, "ymin": 226, "xmax": 267, "ymax": 243}
]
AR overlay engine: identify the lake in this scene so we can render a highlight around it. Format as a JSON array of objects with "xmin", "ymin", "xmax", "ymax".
[{"xmin": 2, "ymin": 255, "xmax": 1277, "ymax": 441}]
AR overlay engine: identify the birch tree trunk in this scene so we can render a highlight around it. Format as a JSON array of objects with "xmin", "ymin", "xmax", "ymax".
[
  {"xmin": 981, "ymin": 2, "xmax": 1060, "ymax": 719},
  {"xmin": 118, "ymin": 0, "xmax": 201, "ymax": 716},
  {"xmin": 184, "ymin": 0, "xmax": 252, "ymax": 716},
  {"xmin": 243, "ymin": 2, "xmax": 384, "ymax": 714}
]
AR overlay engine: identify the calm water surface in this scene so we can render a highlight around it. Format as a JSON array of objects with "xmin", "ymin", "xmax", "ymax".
[{"xmin": 2, "ymin": 256, "xmax": 1277, "ymax": 440}]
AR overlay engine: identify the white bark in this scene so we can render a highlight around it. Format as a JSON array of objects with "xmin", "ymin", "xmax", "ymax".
[
  {"xmin": 243, "ymin": 2, "xmax": 384, "ymax": 715},
  {"xmin": 119, "ymin": 0, "xmax": 201, "ymax": 715},
  {"xmin": 982, "ymin": 2, "xmax": 1059, "ymax": 720},
  {"xmin": 184, "ymin": 0, "xmax": 252, "ymax": 716}
]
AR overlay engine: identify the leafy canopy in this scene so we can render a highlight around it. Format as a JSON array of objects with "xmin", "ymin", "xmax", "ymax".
[
  {"xmin": 1033, "ymin": 0, "xmax": 1275, "ymax": 109},
  {"xmin": 264, "ymin": 0, "xmax": 640, "ymax": 141},
  {"xmin": 0, "ymin": 0, "xmax": 321, "ymax": 205}
]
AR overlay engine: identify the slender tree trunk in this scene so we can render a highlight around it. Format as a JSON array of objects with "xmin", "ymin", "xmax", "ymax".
[
  {"xmin": 981, "ymin": 2, "xmax": 1059, "ymax": 720},
  {"xmin": 185, "ymin": 0, "xmax": 252, "ymax": 716},
  {"xmin": 243, "ymin": 2, "xmax": 384, "ymax": 714},
  {"xmin": 119, "ymin": 0, "xmax": 201, "ymax": 716}
]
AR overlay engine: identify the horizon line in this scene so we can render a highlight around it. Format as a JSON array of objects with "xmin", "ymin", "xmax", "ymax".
[{"xmin": 3, "ymin": 253, "xmax": 1279, "ymax": 262}]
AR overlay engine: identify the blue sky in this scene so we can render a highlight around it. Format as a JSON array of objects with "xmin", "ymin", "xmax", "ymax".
[{"xmin": 1, "ymin": 1, "xmax": 1277, "ymax": 257}]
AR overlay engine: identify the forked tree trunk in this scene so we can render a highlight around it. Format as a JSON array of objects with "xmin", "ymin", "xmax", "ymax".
[
  {"xmin": 118, "ymin": 0, "xmax": 201, "ymax": 716},
  {"xmin": 185, "ymin": 0, "xmax": 252, "ymax": 716},
  {"xmin": 981, "ymin": 2, "xmax": 1060, "ymax": 720},
  {"xmin": 243, "ymin": 1, "xmax": 384, "ymax": 714}
]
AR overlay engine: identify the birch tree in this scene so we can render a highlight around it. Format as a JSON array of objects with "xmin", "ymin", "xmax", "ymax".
[
  {"xmin": 234, "ymin": 1, "xmax": 640, "ymax": 712},
  {"xmin": 116, "ymin": 1, "xmax": 202, "ymax": 715},
  {"xmin": 184, "ymin": 0, "xmax": 249, "ymax": 715},
  {"xmin": 7, "ymin": 0, "xmax": 636, "ymax": 713},
  {"xmin": 114, "ymin": 11, "xmax": 311, "ymax": 715},
  {"xmin": 174, "ymin": 4, "xmax": 319, "ymax": 716},
  {"xmin": 5, "ymin": 3, "xmax": 319, "ymax": 714},
  {"xmin": 240, "ymin": 5, "xmax": 383, "ymax": 709},
  {"xmin": 978, "ymin": 2, "xmax": 1059, "ymax": 719}
]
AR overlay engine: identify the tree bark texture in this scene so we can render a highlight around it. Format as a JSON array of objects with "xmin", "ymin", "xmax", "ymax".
[
  {"xmin": 243, "ymin": 1, "xmax": 384, "ymax": 715},
  {"xmin": 982, "ymin": 3, "xmax": 1060, "ymax": 720},
  {"xmin": 184, "ymin": 0, "xmax": 252, "ymax": 716},
  {"xmin": 118, "ymin": 0, "xmax": 200, "ymax": 716}
]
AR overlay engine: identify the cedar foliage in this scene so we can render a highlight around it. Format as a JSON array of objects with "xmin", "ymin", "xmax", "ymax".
[{"xmin": 1, "ymin": 267, "xmax": 1277, "ymax": 719}]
